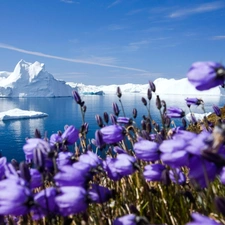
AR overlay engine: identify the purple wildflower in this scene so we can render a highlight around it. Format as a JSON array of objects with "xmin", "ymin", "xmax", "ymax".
[
  {"xmin": 100, "ymin": 125, "xmax": 125, "ymax": 144},
  {"xmin": 23, "ymin": 138, "xmax": 51, "ymax": 161},
  {"xmin": 79, "ymin": 151, "xmax": 102, "ymax": 168},
  {"xmin": 134, "ymin": 140, "xmax": 160, "ymax": 161},
  {"xmin": 56, "ymin": 151, "xmax": 74, "ymax": 168},
  {"xmin": 185, "ymin": 98, "xmax": 203, "ymax": 106},
  {"xmin": 117, "ymin": 117, "xmax": 132, "ymax": 124},
  {"xmin": 166, "ymin": 107, "xmax": 185, "ymax": 118},
  {"xmin": 55, "ymin": 186, "xmax": 88, "ymax": 216},
  {"xmin": 143, "ymin": 164, "xmax": 166, "ymax": 182},
  {"xmin": 49, "ymin": 133, "xmax": 62, "ymax": 148},
  {"xmin": 61, "ymin": 125, "xmax": 79, "ymax": 145},
  {"xmin": 0, "ymin": 178, "xmax": 33, "ymax": 216},
  {"xmin": 0, "ymin": 157, "xmax": 7, "ymax": 180},
  {"xmin": 110, "ymin": 114, "xmax": 117, "ymax": 124},
  {"xmin": 187, "ymin": 61, "xmax": 225, "ymax": 91},
  {"xmin": 186, "ymin": 213, "xmax": 222, "ymax": 225},
  {"xmin": 88, "ymin": 184, "xmax": 112, "ymax": 203},
  {"xmin": 72, "ymin": 90, "xmax": 84, "ymax": 106},
  {"xmin": 30, "ymin": 168, "xmax": 42, "ymax": 189},
  {"xmin": 169, "ymin": 168, "xmax": 186, "ymax": 185},
  {"xmin": 149, "ymin": 80, "xmax": 156, "ymax": 92},
  {"xmin": 112, "ymin": 102, "xmax": 120, "ymax": 116}
]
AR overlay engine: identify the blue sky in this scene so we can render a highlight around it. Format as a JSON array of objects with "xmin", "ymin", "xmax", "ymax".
[{"xmin": 0, "ymin": 0, "xmax": 225, "ymax": 85}]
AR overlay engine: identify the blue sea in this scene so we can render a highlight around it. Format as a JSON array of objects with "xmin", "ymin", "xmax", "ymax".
[{"xmin": 0, "ymin": 94, "xmax": 224, "ymax": 162}]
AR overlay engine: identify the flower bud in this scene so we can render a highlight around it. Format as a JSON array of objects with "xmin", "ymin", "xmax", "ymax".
[
  {"xmin": 103, "ymin": 112, "xmax": 109, "ymax": 124},
  {"xmin": 132, "ymin": 108, "xmax": 137, "ymax": 119},
  {"xmin": 116, "ymin": 86, "xmax": 122, "ymax": 98},
  {"xmin": 149, "ymin": 81, "xmax": 156, "ymax": 92},
  {"xmin": 141, "ymin": 97, "xmax": 147, "ymax": 106}
]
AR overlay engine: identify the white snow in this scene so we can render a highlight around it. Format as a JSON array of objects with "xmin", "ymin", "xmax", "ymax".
[
  {"xmin": 0, "ymin": 60, "xmax": 74, "ymax": 97},
  {"xmin": 185, "ymin": 112, "xmax": 212, "ymax": 122},
  {"xmin": 0, "ymin": 108, "xmax": 48, "ymax": 121},
  {"xmin": 67, "ymin": 78, "xmax": 225, "ymax": 96}
]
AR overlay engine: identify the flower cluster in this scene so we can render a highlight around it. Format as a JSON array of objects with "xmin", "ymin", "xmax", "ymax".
[{"xmin": 0, "ymin": 61, "xmax": 225, "ymax": 224}]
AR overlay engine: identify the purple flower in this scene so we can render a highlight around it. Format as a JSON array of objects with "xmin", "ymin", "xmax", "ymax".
[
  {"xmin": 88, "ymin": 184, "xmax": 112, "ymax": 203},
  {"xmin": 187, "ymin": 61, "xmax": 225, "ymax": 91},
  {"xmin": 32, "ymin": 187, "xmax": 58, "ymax": 220},
  {"xmin": 117, "ymin": 117, "xmax": 132, "ymax": 124},
  {"xmin": 61, "ymin": 125, "xmax": 79, "ymax": 145},
  {"xmin": 149, "ymin": 80, "xmax": 156, "ymax": 92},
  {"xmin": 0, "ymin": 157, "xmax": 7, "ymax": 180},
  {"xmin": 185, "ymin": 98, "xmax": 203, "ymax": 106},
  {"xmin": 134, "ymin": 140, "xmax": 160, "ymax": 161},
  {"xmin": 50, "ymin": 133, "xmax": 62, "ymax": 148},
  {"xmin": 55, "ymin": 186, "xmax": 88, "ymax": 216},
  {"xmin": 54, "ymin": 162, "xmax": 91, "ymax": 187},
  {"xmin": 93, "ymin": 130, "xmax": 105, "ymax": 148},
  {"xmin": 100, "ymin": 125, "xmax": 125, "ymax": 144},
  {"xmin": 166, "ymin": 107, "xmax": 185, "ymax": 118},
  {"xmin": 30, "ymin": 168, "xmax": 42, "ymax": 189},
  {"xmin": 143, "ymin": 164, "xmax": 166, "ymax": 181},
  {"xmin": 0, "ymin": 178, "xmax": 33, "ymax": 216},
  {"xmin": 72, "ymin": 90, "xmax": 84, "ymax": 106},
  {"xmin": 56, "ymin": 151, "xmax": 74, "ymax": 168},
  {"xmin": 186, "ymin": 213, "xmax": 222, "ymax": 225},
  {"xmin": 79, "ymin": 151, "xmax": 102, "ymax": 168},
  {"xmin": 23, "ymin": 138, "xmax": 51, "ymax": 160},
  {"xmin": 113, "ymin": 214, "xmax": 136, "ymax": 225},
  {"xmin": 112, "ymin": 102, "xmax": 120, "ymax": 116},
  {"xmin": 169, "ymin": 168, "xmax": 186, "ymax": 185},
  {"xmin": 213, "ymin": 105, "xmax": 221, "ymax": 117}
]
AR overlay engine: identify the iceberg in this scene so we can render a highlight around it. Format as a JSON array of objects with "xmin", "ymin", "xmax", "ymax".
[
  {"xmin": 0, "ymin": 108, "xmax": 48, "ymax": 121},
  {"xmin": 0, "ymin": 60, "xmax": 74, "ymax": 97},
  {"xmin": 67, "ymin": 78, "xmax": 225, "ymax": 96}
]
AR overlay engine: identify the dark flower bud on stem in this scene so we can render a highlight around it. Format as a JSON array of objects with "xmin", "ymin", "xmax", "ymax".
[
  {"xmin": 112, "ymin": 102, "xmax": 120, "ymax": 116},
  {"xmin": 147, "ymin": 88, "xmax": 152, "ymax": 100},
  {"xmin": 19, "ymin": 162, "xmax": 31, "ymax": 182},
  {"xmin": 95, "ymin": 114, "xmax": 104, "ymax": 128},
  {"xmin": 141, "ymin": 97, "xmax": 147, "ymax": 106},
  {"xmin": 149, "ymin": 80, "xmax": 156, "ymax": 92},
  {"xmin": 117, "ymin": 86, "xmax": 122, "ymax": 98},
  {"xmin": 156, "ymin": 95, "xmax": 161, "ymax": 110},
  {"xmin": 34, "ymin": 129, "xmax": 42, "ymax": 139},
  {"xmin": 103, "ymin": 112, "xmax": 109, "ymax": 124},
  {"xmin": 132, "ymin": 108, "xmax": 137, "ymax": 119}
]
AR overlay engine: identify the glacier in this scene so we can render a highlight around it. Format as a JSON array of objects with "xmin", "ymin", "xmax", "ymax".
[
  {"xmin": 0, "ymin": 108, "xmax": 48, "ymax": 121},
  {"xmin": 0, "ymin": 60, "xmax": 225, "ymax": 97},
  {"xmin": 0, "ymin": 60, "xmax": 74, "ymax": 97}
]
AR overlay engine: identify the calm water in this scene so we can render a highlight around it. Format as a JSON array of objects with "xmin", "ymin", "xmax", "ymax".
[{"xmin": 0, "ymin": 94, "xmax": 224, "ymax": 162}]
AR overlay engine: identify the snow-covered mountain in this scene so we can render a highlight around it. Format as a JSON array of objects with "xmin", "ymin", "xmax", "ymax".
[
  {"xmin": 0, "ymin": 60, "xmax": 74, "ymax": 97},
  {"xmin": 68, "ymin": 78, "xmax": 225, "ymax": 96}
]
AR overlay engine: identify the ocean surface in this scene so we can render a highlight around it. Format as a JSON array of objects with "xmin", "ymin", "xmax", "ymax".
[{"xmin": 0, "ymin": 94, "xmax": 224, "ymax": 162}]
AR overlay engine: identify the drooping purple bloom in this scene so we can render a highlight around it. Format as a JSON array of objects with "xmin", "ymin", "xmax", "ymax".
[
  {"xmin": 56, "ymin": 151, "xmax": 74, "ymax": 168},
  {"xmin": 159, "ymin": 139, "xmax": 189, "ymax": 168},
  {"xmin": 143, "ymin": 164, "xmax": 166, "ymax": 181},
  {"xmin": 49, "ymin": 133, "xmax": 62, "ymax": 148},
  {"xmin": 100, "ymin": 125, "xmax": 125, "ymax": 144},
  {"xmin": 0, "ymin": 157, "xmax": 7, "ymax": 180},
  {"xmin": 54, "ymin": 162, "xmax": 91, "ymax": 187},
  {"xmin": 88, "ymin": 184, "xmax": 112, "ymax": 203},
  {"xmin": 32, "ymin": 187, "xmax": 58, "ymax": 220},
  {"xmin": 185, "ymin": 212, "xmax": 222, "ymax": 225},
  {"xmin": 185, "ymin": 98, "xmax": 203, "ymax": 106},
  {"xmin": 95, "ymin": 114, "xmax": 104, "ymax": 128},
  {"xmin": 117, "ymin": 117, "xmax": 132, "ymax": 124},
  {"xmin": 55, "ymin": 186, "xmax": 88, "ymax": 216},
  {"xmin": 93, "ymin": 130, "xmax": 105, "ymax": 148},
  {"xmin": 0, "ymin": 178, "xmax": 33, "ymax": 216},
  {"xmin": 213, "ymin": 105, "xmax": 221, "ymax": 117},
  {"xmin": 72, "ymin": 90, "xmax": 84, "ymax": 106},
  {"xmin": 23, "ymin": 138, "xmax": 51, "ymax": 160},
  {"xmin": 113, "ymin": 146, "xmax": 127, "ymax": 154},
  {"xmin": 79, "ymin": 151, "xmax": 102, "ymax": 168},
  {"xmin": 113, "ymin": 214, "xmax": 136, "ymax": 225},
  {"xmin": 141, "ymin": 97, "xmax": 147, "ymax": 106},
  {"xmin": 134, "ymin": 140, "xmax": 160, "ymax": 161},
  {"xmin": 30, "ymin": 168, "xmax": 42, "ymax": 189},
  {"xmin": 61, "ymin": 125, "xmax": 79, "ymax": 145},
  {"xmin": 112, "ymin": 102, "xmax": 120, "ymax": 116},
  {"xmin": 187, "ymin": 61, "xmax": 225, "ymax": 91},
  {"xmin": 169, "ymin": 168, "xmax": 186, "ymax": 185},
  {"xmin": 149, "ymin": 80, "xmax": 156, "ymax": 92},
  {"xmin": 166, "ymin": 107, "xmax": 185, "ymax": 118}
]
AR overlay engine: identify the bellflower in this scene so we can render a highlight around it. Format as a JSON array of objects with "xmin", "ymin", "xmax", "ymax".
[
  {"xmin": 23, "ymin": 138, "xmax": 51, "ymax": 160},
  {"xmin": 49, "ymin": 133, "xmax": 62, "ymax": 148},
  {"xmin": 0, "ymin": 157, "xmax": 7, "ymax": 180},
  {"xmin": 103, "ymin": 157, "xmax": 122, "ymax": 181},
  {"xmin": 56, "ymin": 151, "xmax": 74, "ymax": 168},
  {"xmin": 100, "ymin": 125, "xmax": 125, "ymax": 144},
  {"xmin": 185, "ymin": 98, "xmax": 203, "ymax": 106},
  {"xmin": 88, "ymin": 184, "xmax": 112, "ymax": 203},
  {"xmin": 143, "ymin": 164, "xmax": 166, "ymax": 181},
  {"xmin": 160, "ymin": 139, "xmax": 189, "ymax": 168},
  {"xmin": 32, "ymin": 187, "xmax": 58, "ymax": 220},
  {"xmin": 166, "ymin": 107, "xmax": 185, "ymax": 118},
  {"xmin": 134, "ymin": 140, "xmax": 160, "ymax": 161},
  {"xmin": 187, "ymin": 61, "xmax": 225, "ymax": 91},
  {"xmin": 55, "ymin": 186, "xmax": 88, "ymax": 216},
  {"xmin": 30, "ymin": 168, "xmax": 42, "ymax": 189},
  {"xmin": 0, "ymin": 178, "xmax": 33, "ymax": 216},
  {"xmin": 54, "ymin": 162, "xmax": 91, "ymax": 187},
  {"xmin": 61, "ymin": 125, "xmax": 79, "ymax": 145},
  {"xmin": 169, "ymin": 168, "xmax": 186, "ymax": 185},
  {"xmin": 79, "ymin": 150, "xmax": 102, "ymax": 169},
  {"xmin": 186, "ymin": 213, "xmax": 222, "ymax": 225}
]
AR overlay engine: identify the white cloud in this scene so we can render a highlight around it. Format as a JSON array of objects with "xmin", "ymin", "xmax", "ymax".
[
  {"xmin": 169, "ymin": 2, "xmax": 224, "ymax": 18},
  {"xmin": 107, "ymin": 0, "xmax": 122, "ymax": 9},
  {"xmin": 0, "ymin": 43, "xmax": 148, "ymax": 72},
  {"xmin": 211, "ymin": 35, "xmax": 225, "ymax": 40},
  {"xmin": 107, "ymin": 24, "xmax": 126, "ymax": 31}
]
